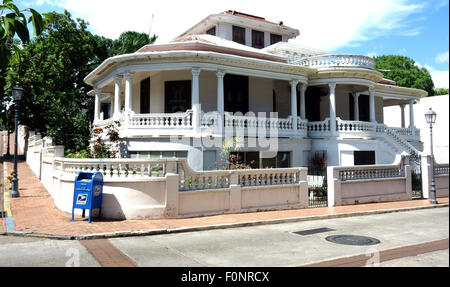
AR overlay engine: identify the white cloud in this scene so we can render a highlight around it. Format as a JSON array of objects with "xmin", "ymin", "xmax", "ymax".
[
  {"xmin": 424, "ymin": 64, "xmax": 449, "ymax": 89},
  {"xmin": 435, "ymin": 51, "xmax": 449, "ymax": 64},
  {"xmin": 26, "ymin": 0, "xmax": 426, "ymax": 51}
]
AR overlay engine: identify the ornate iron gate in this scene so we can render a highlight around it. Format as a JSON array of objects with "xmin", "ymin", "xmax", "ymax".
[
  {"xmin": 307, "ymin": 168, "xmax": 328, "ymax": 208},
  {"xmin": 410, "ymin": 153, "xmax": 423, "ymax": 199}
]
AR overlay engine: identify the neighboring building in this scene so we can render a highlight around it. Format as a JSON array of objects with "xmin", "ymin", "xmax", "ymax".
[
  {"xmin": 84, "ymin": 10, "xmax": 427, "ymax": 171},
  {"xmin": 384, "ymin": 94, "xmax": 449, "ymax": 163}
]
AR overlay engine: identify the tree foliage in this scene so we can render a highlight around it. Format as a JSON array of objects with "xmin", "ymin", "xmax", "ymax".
[
  {"xmin": 2, "ymin": 8, "xmax": 159, "ymax": 151},
  {"xmin": 0, "ymin": 0, "xmax": 52, "ymax": 69},
  {"xmin": 4, "ymin": 11, "xmax": 110, "ymax": 150},
  {"xmin": 434, "ymin": 88, "xmax": 448, "ymax": 96},
  {"xmin": 374, "ymin": 55, "xmax": 435, "ymax": 96},
  {"xmin": 110, "ymin": 31, "xmax": 157, "ymax": 56},
  {"xmin": 0, "ymin": 0, "xmax": 52, "ymax": 130}
]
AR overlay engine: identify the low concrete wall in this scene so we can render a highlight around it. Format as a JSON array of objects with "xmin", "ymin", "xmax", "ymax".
[
  {"xmin": 176, "ymin": 161, "xmax": 308, "ymax": 217},
  {"xmin": 327, "ymin": 155, "xmax": 412, "ymax": 206},
  {"xmin": 422, "ymin": 155, "xmax": 449, "ymax": 198},
  {"xmin": 52, "ymin": 176, "xmax": 169, "ymax": 220},
  {"xmin": 24, "ymin": 134, "xmax": 309, "ymax": 220}
]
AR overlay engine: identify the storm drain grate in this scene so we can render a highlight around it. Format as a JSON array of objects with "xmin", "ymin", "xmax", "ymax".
[
  {"xmin": 325, "ymin": 235, "xmax": 380, "ymax": 246},
  {"xmin": 292, "ymin": 227, "xmax": 335, "ymax": 236}
]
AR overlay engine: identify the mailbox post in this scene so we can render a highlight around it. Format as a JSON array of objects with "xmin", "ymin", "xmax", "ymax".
[{"xmin": 72, "ymin": 171, "xmax": 104, "ymax": 223}]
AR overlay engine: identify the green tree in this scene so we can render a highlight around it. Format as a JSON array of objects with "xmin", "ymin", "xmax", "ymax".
[
  {"xmin": 1, "ymin": 0, "xmax": 52, "ymax": 131},
  {"xmin": 374, "ymin": 55, "xmax": 435, "ymax": 96},
  {"xmin": 4, "ymin": 11, "xmax": 110, "ymax": 150},
  {"xmin": 110, "ymin": 31, "xmax": 157, "ymax": 56},
  {"xmin": 434, "ymin": 88, "xmax": 448, "ymax": 96},
  {"xmin": 1, "ymin": 0, "xmax": 52, "ymax": 69}
]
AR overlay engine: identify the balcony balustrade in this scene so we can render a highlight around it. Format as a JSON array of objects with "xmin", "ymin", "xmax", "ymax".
[
  {"xmin": 295, "ymin": 54, "xmax": 375, "ymax": 70},
  {"xmin": 94, "ymin": 112, "xmax": 420, "ymax": 144}
]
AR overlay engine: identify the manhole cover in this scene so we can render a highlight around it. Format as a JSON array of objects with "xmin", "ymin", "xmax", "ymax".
[{"xmin": 325, "ymin": 235, "xmax": 380, "ymax": 246}]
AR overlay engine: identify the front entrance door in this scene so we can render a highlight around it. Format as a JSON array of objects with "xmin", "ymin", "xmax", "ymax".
[
  {"xmin": 224, "ymin": 74, "xmax": 249, "ymax": 114},
  {"xmin": 165, "ymin": 80, "xmax": 191, "ymax": 113},
  {"xmin": 358, "ymin": 94, "xmax": 370, "ymax": 122},
  {"xmin": 305, "ymin": 87, "xmax": 322, "ymax": 121}
]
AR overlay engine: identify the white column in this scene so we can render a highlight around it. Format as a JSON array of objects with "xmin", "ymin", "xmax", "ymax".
[
  {"xmin": 300, "ymin": 84, "xmax": 307, "ymax": 120},
  {"xmin": 400, "ymin": 104, "xmax": 406, "ymax": 128},
  {"xmin": 354, "ymin": 92, "xmax": 360, "ymax": 121},
  {"xmin": 217, "ymin": 70, "xmax": 225, "ymax": 117},
  {"xmin": 329, "ymin": 83, "xmax": 337, "ymax": 135},
  {"xmin": 409, "ymin": 99, "xmax": 415, "ymax": 136},
  {"xmin": 192, "ymin": 68, "xmax": 201, "ymax": 133},
  {"xmin": 114, "ymin": 75, "xmax": 122, "ymax": 117},
  {"xmin": 109, "ymin": 94, "xmax": 114, "ymax": 119},
  {"xmin": 290, "ymin": 80, "xmax": 299, "ymax": 131},
  {"xmin": 369, "ymin": 88, "xmax": 376, "ymax": 123},
  {"xmin": 124, "ymin": 71, "xmax": 134, "ymax": 113},
  {"xmin": 94, "ymin": 89, "xmax": 100, "ymax": 123}
]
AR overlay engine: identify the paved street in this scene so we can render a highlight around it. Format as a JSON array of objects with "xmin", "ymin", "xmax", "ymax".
[{"xmin": 0, "ymin": 207, "xmax": 448, "ymax": 267}]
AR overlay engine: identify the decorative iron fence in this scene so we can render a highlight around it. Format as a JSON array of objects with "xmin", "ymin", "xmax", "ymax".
[{"xmin": 307, "ymin": 168, "xmax": 328, "ymax": 208}]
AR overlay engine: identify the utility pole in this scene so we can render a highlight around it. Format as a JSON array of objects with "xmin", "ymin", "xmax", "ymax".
[{"xmin": 148, "ymin": 13, "xmax": 155, "ymax": 38}]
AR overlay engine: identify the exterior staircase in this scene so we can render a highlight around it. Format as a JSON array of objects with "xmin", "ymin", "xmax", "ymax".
[{"xmin": 377, "ymin": 124, "xmax": 421, "ymax": 161}]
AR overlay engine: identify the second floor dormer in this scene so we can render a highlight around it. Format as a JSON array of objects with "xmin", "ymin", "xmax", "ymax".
[{"xmin": 177, "ymin": 10, "xmax": 299, "ymax": 49}]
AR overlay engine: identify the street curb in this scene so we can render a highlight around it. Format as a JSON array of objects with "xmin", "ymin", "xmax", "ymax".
[
  {"xmin": 1, "ymin": 202, "xmax": 448, "ymax": 241},
  {"xmin": 295, "ymin": 238, "xmax": 450, "ymax": 267}
]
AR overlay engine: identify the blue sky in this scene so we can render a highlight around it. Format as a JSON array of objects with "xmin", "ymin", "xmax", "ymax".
[{"xmin": 14, "ymin": 0, "xmax": 450, "ymax": 88}]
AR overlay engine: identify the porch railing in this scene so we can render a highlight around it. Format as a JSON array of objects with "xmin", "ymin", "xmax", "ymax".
[
  {"xmin": 128, "ymin": 110, "xmax": 193, "ymax": 128},
  {"xmin": 307, "ymin": 118, "xmax": 331, "ymax": 137},
  {"xmin": 95, "ymin": 112, "xmax": 420, "ymax": 148}
]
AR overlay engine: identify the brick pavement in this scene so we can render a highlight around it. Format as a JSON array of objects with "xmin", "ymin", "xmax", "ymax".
[
  {"xmin": 0, "ymin": 157, "xmax": 447, "ymax": 237},
  {"xmin": 0, "ymin": 161, "xmax": 4, "ymax": 233}
]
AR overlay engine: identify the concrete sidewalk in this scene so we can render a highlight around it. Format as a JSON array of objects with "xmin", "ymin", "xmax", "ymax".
[{"xmin": 1, "ymin": 153, "xmax": 448, "ymax": 240}]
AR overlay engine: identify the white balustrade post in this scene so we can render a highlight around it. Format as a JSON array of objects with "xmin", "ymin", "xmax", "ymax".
[
  {"xmin": 400, "ymin": 104, "xmax": 406, "ymax": 128},
  {"xmin": 94, "ymin": 88, "xmax": 101, "ymax": 123},
  {"xmin": 329, "ymin": 83, "xmax": 337, "ymax": 135},
  {"xmin": 300, "ymin": 84, "xmax": 307, "ymax": 120},
  {"xmin": 369, "ymin": 88, "xmax": 376, "ymax": 123},
  {"xmin": 125, "ymin": 71, "xmax": 134, "ymax": 114},
  {"xmin": 290, "ymin": 80, "xmax": 299, "ymax": 133},
  {"xmin": 217, "ymin": 70, "xmax": 225, "ymax": 128},
  {"xmin": 114, "ymin": 74, "xmax": 122, "ymax": 118},
  {"xmin": 192, "ymin": 68, "xmax": 201, "ymax": 134},
  {"xmin": 409, "ymin": 99, "xmax": 415, "ymax": 136},
  {"xmin": 354, "ymin": 92, "xmax": 360, "ymax": 121}
]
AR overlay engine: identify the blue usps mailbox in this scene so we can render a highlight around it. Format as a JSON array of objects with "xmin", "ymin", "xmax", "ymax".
[{"xmin": 72, "ymin": 171, "xmax": 103, "ymax": 223}]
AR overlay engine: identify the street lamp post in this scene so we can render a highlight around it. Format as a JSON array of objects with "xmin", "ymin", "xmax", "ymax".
[
  {"xmin": 7, "ymin": 112, "xmax": 11, "ymax": 157},
  {"xmin": 11, "ymin": 83, "xmax": 23, "ymax": 198},
  {"xmin": 424, "ymin": 108, "xmax": 437, "ymax": 204}
]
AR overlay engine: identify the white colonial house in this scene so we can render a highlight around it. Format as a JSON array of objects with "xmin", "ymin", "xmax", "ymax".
[{"xmin": 84, "ymin": 10, "xmax": 427, "ymax": 172}]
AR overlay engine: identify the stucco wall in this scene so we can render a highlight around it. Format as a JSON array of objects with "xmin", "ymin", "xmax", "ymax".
[{"xmin": 312, "ymin": 138, "xmax": 397, "ymax": 167}]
